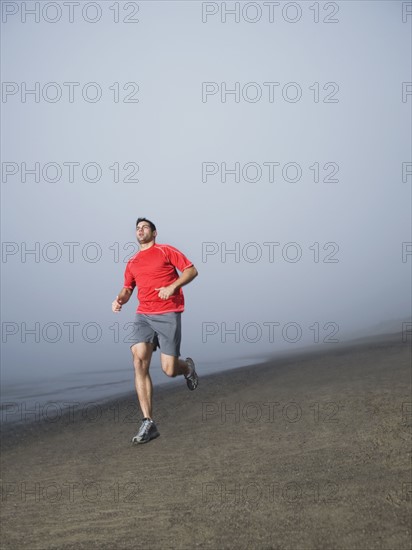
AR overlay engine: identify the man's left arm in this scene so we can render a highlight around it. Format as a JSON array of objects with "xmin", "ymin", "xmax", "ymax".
[{"xmin": 156, "ymin": 266, "xmax": 198, "ymax": 300}]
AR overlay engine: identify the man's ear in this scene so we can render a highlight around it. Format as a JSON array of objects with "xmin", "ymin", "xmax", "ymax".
[{"xmin": 153, "ymin": 230, "xmax": 157, "ymax": 238}]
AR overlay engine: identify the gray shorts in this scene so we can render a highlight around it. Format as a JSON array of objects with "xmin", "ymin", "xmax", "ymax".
[{"xmin": 129, "ymin": 312, "xmax": 182, "ymax": 357}]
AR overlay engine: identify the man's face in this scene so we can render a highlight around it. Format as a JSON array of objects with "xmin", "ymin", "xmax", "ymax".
[{"xmin": 136, "ymin": 222, "xmax": 156, "ymax": 244}]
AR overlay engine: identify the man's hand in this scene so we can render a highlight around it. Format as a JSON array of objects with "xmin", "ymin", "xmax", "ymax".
[
  {"xmin": 155, "ymin": 267, "xmax": 198, "ymax": 300},
  {"xmin": 112, "ymin": 288, "xmax": 133, "ymax": 312},
  {"xmin": 155, "ymin": 286, "xmax": 176, "ymax": 300},
  {"xmin": 112, "ymin": 297, "xmax": 123, "ymax": 312}
]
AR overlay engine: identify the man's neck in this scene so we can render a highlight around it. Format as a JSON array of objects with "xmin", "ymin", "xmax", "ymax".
[{"xmin": 139, "ymin": 240, "xmax": 156, "ymax": 251}]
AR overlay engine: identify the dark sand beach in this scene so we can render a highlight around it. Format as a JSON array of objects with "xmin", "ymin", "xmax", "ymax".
[{"xmin": 1, "ymin": 332, "xmax": 411, "ymax": 550}]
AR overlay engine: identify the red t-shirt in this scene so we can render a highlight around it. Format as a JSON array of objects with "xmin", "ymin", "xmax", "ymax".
[{"xmin": 123, "ymin": 243, "xmax": 193, "ymax": 314}]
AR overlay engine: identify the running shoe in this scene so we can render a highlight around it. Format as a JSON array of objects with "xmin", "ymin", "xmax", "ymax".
[
  {"xmin": 131, "ymin": 418, "xmax": 160, "ymax": 444},
  {"xmin": 185, "ymin": 357, "xmax": 198, "ymax": 391}
]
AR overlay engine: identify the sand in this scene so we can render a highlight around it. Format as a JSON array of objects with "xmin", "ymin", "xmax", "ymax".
[{"xmin": 1, "ymin": 332, "xmax": 411, "ymax": 550}]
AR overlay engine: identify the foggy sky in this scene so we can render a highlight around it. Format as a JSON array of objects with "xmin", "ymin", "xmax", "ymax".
[{"xmin": 1, "ymin": 1, "xmax": 411, "ymax": 393}]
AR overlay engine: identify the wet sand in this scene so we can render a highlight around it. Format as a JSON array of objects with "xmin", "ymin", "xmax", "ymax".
[{"xmin": 1, "ymin": 332, "xmax": 411, "ymax": 549}]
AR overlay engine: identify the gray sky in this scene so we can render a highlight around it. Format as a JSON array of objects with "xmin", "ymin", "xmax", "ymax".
[{"xmin": 1, "ymin": 1, "xmax": 411, "ymax": 393}]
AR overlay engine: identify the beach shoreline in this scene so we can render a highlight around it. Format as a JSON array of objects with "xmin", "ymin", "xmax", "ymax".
[
  {"xmin": 1, "ymin": 330, "xmax": 411, "ymax": 549},
  {"xmin": 1, "ymin": 329, "xmax": 407, "ymax": 437}
]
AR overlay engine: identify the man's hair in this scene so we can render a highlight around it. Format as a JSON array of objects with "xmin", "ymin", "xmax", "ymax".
[{"xmin": 136, "ymin": 217, "xmax": 156, "ymax": 232}]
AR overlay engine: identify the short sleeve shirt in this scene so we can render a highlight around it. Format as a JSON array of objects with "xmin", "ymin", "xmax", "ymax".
[{"xmin": 123, "ymin": 243, "xmax": 193, "ymax": 314}]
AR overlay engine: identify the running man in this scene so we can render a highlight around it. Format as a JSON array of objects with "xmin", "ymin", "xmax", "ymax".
[{"xmin": 112, "ymin": 218, "xmax": 199, "ymax": 444}]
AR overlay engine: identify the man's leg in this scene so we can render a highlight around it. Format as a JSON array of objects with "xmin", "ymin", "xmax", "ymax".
[
  {"xmin": 160, "ymin": 354, "xmax": 191, "ymax": 377},
  {"xmin": 160, "ymin": 354, "xmax": 198, "ymax": 390},
  {"xmin": 131, "ymin": 342, "xmax": 154, "ymax": 419}
]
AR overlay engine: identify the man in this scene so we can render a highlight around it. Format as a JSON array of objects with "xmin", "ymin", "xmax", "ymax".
[{"xmin": 112, "ymin": 218, "xmax": 198, "ymax": 444}]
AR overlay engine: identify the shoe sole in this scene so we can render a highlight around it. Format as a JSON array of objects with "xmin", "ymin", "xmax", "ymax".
[
  {"xmin": 131, "ymin": 431, "xmax": 160, "ymax": 444},
  {"xmin": 186, "ymin": 375, "xmax": 198, "ymax": 391},
  {"xmin": 186, "ymin": 357, "xmax": 198, "ymax": 391}
]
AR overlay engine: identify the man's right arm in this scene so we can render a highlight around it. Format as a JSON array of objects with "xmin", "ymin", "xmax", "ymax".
[{"xmin": 112, "ymin": 287, "xmax": 133, "ymax": 313}]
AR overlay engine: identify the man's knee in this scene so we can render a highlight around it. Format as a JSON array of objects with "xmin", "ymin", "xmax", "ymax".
[
  {"xmin": 161, "ymin": 356, "xmax": 178, "ymax": 377},
  {"xmin": 131, "ymin": 344, "xmax": 151, "ymax": 372},
  {"xmin": 162, "ymin": 364, "xmax": 177, "ymax": 377}
]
